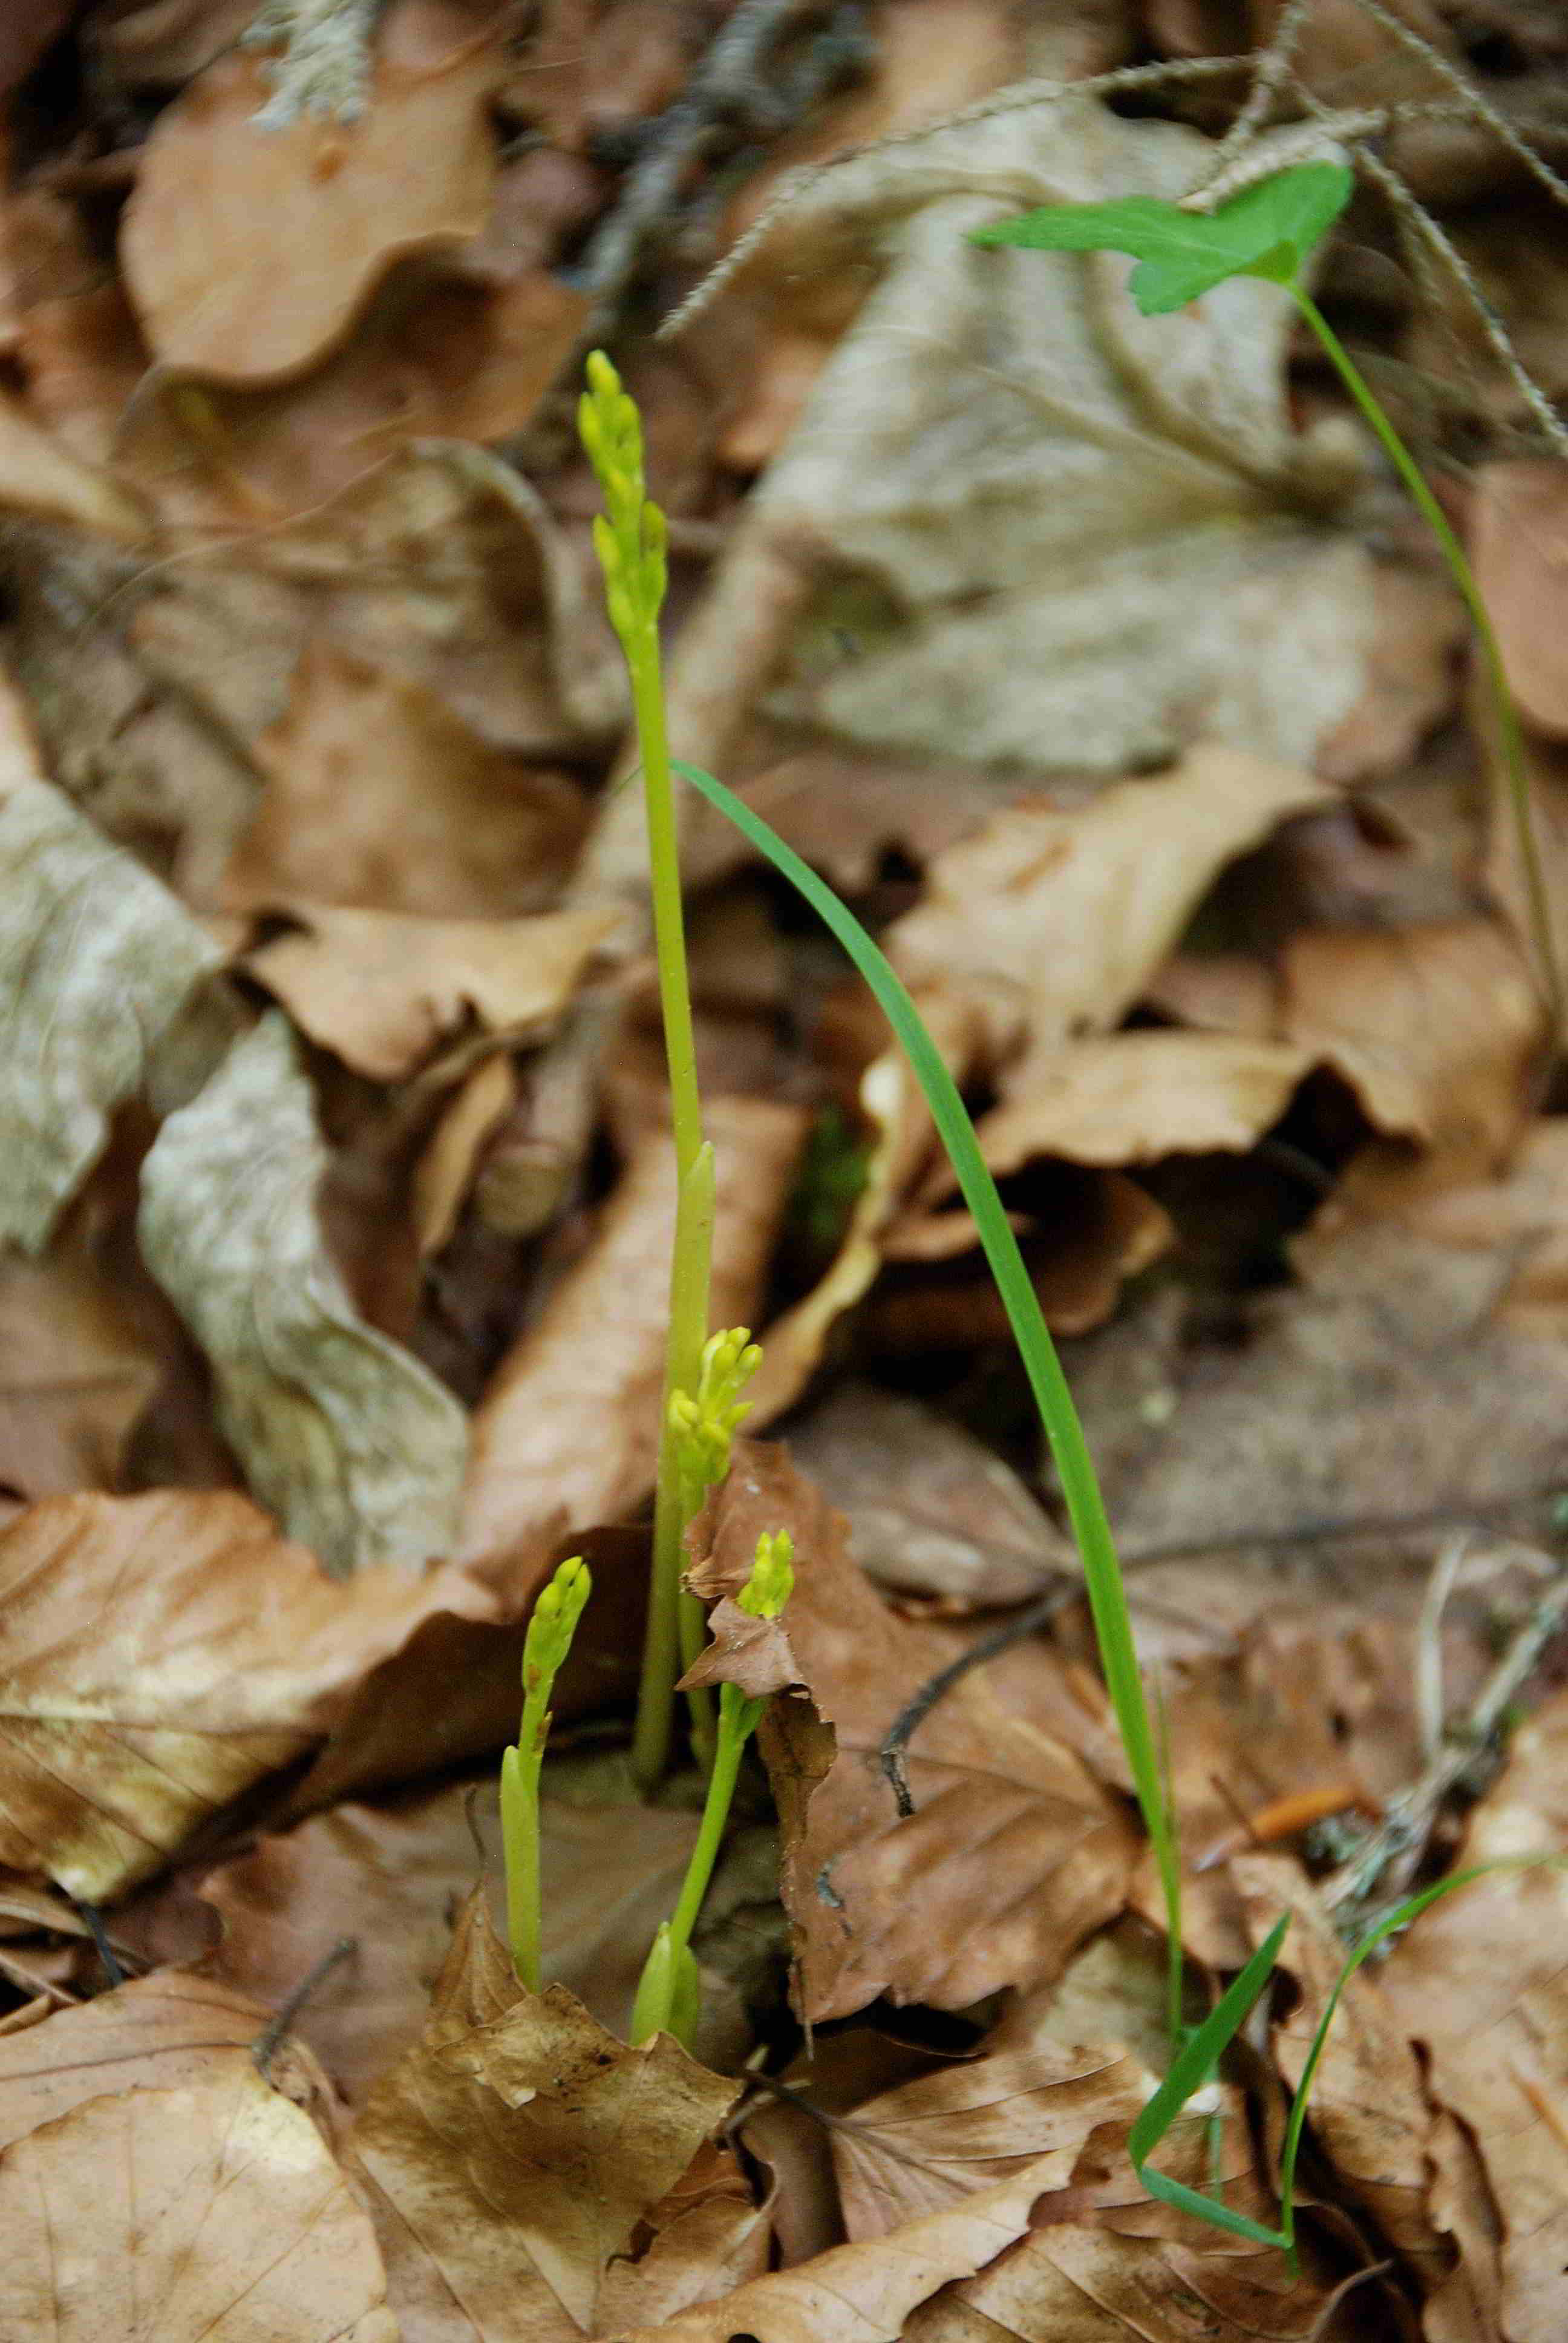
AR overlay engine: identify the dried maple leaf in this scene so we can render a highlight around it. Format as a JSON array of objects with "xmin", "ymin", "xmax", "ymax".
[
  {"xmin": 350, "ymin": 1892, "xmax": 741, "ymax": 2339},
  {"xmin": 692, "ymin": 1445, "xmax": 1135, "ymax": 2021},
  {"xmin": 0, "ymin": 1486, "xmax": 497, "ymax": 1898}
]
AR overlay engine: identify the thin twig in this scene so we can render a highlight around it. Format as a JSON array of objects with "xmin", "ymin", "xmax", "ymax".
[
  {"xmin": 878, "ymin": 1486, "xmax": 1568, "ymax": 1818},
  {"xmin": 657, "ymin": 53, "xmax": 1250, "ymax": 339},
  {"xmin": 252, "ymin": 1937, "xmax": 356, "ymax": 2080},
  {"xmin": 1322, "ymin": 1567, "xmax": 1568, "ymax": 1928}
]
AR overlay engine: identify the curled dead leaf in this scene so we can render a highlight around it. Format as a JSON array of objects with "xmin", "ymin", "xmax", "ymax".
[{"xmin": 139, "ymin": 1012, "xmax": 469, "ymax": 1575}]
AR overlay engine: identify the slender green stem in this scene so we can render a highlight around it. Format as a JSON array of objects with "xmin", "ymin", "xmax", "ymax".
[
  {"xmin": 499, "ymin": 1742, "xmax": 541, "ymax": 1991},
  {"xmin": 1290, "ymin": 285, "xmax": 1564, "ymax": 1038},
  {"xmin": 633, "ymin": 1143, "xmax": 716, "ymax": 1792},
  {"xmin": 632, "ymin": 642, "xmax": 705, "ymax": 1182},
  {"xmin": 670, "ymin": 1685, "xmax": 753, "ymax": 1954}
]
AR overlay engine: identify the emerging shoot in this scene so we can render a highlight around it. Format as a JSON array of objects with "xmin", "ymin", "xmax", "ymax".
[
  {"xmin": 631, "ymin": 1529, "xmax": 794, "ymax": 2050},
  {"xmin": 500, "ymin": 1554, "xmax": 591, "ymax": 1991}
]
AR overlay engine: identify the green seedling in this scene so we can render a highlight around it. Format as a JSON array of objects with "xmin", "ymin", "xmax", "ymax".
[
  {"xmin": 631, "ymin": 1529, "xmax": 794, "ymax": 2050},
  {"xmin": 500, "ymin": 1553, "xmax": 592, "ymax": 1991},
  {"xmin": 675, "ymin": 755, "xmax": 1184, "ymax": 2045},
  {"xmin": 583, "ymin": 356, "xmax": 1560, "ymax": 2252},
  {"xmin": 969, "ymin": 160, "xmax": 1562, "ymax": 1032},
  {"xmin": 667, "ymin": 1325, "xmax": 765, "ymax": 1765},
  {"xmin": 581, "ymin": 352, "xmax": 717, "ymax": 1791}
]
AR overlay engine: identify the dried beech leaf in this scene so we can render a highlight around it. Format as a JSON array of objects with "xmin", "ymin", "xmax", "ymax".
[
  {"xmin": 699, "ymin": 1446, "xmax": 1135, "ymax": 2020},
  {"xmin": 0, "ymin": 1486, "xmax": 495, "ymax": 1898},
  {"xmin": 350, "ymin": 1892, "xmax": 739, "ymax": 2339},
  {"xmin": 245, "ymin": 900, "xmax": 618, "ymax": 1080},
  {"xmin": 889, "ymin": 747, "xmax": 1332, "ymax": 1066},
  {"xmin": 0, "ymin": 1244, "xmax": 161, "ymax": 1498},
  {"xmin": 1383, "ymin": 1685, "xmax": 1568, "ymax": 2343},
  {"xmin": 121, "ymin": 16, "xmax": 503, "ymax": 382},
  {"xmin": 0, "ymin": 778, "xmax": 224, "ymax": 1250},
  {"xmin": 705, "ymin": 102, "xmax": 1373, "ymax": 777},
  {"xmin": 0, "ymin": 2068, "xmax": 396, "ymax": 2341},
  {"xmin": 0, "ymin": 384, "xmax": 146, "ymax": 539},
  {"xmin": 190, "ymin": 1777, "xmax": 701, "ymax": 2102},
  {"xmin": 1233, "ymin": 1854, "xmax": 1445, "ymax": 2276},
  {"xmin": 222, "ymin": 636, "xmax": 593, "ymax": 919},
  {"xmin": 831, "ymin": 2038, "xmax": 1148, "ymax": 2238},
  {"xmin": 0, "ymin": 1970, "xmax": 276, "ymax": 2150},
  {"xmin": 971, "ymin": 1031, "xmax": 1315, "ymax": 1175},
  {"xmin": 460, "ymin": 1096, "xmax": 805, "ymax": 1565},
  {"xmin": 139, "ymin": 1012, "xmax": 468, "ymax": 1575},
  {"xmin": 784, "ymin": 1380, "xmax": 1070, "ymax": 1607}
]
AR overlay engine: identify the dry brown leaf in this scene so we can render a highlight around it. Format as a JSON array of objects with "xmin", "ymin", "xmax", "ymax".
[
  {"xmin": 0, "ymin": 775, "xmax": 226, "ymax": 1251},
  {"xmin": 350, "ymin": 1891, "xmax": 740, "ymax": 2341},
  {"xmin": 413, "ymin": 1047, "xmax": 518, "ymax": 1253},
  {"xmin": 0, "ymin": 1242, "xmax": 160, "ymax": 1498},
  {"xmin": 1338, "ymin": 1119, "xmax": 1568, "ymax": 1338},
  {"xmin": 0, "ymin": 2066, "xmax": 396, "ymax": 2341},
  {"xmin": 121, "ymin": 7, "xmax": 505, "ymax": 382},
  {"xmin": 1319, "ymin": 555, "xmax": 1466, "ymax": 784},
  {"xmin": 1473, "ymin": 462, "xmax": 1568, "ymax": 738},
  {"xmin": 0, "ymin": 1969, "xmax": 283, "ymax": 2149},
  {"xmin": 888, "ymin": 749, "xmax": 1332, "ymax": 1068},
  {"xmin": 140, "ymin": 1012, "xmax": 469, "ymax": 1575},
  {"xmin": 190, "ymin": 1775, "xmax": 701, "ymax": 2103},
  {"xmin": 1383, "ymin": 1684, "xmax": 1568, "ymax": 2343},
  {"xmin": 1278, "ymin": 919, "xmax": 1543, "ymax": 1174},
  {"xmin": 459, "ymin": 1096, "xmax": 806, "ymax": 1565},
  {"xmin": 245, "ymin": 900, "xmax": 617, "ymax": 1080},
  {"xmin": 830, "ymin": 2038, "xmax": 1148, "ymax": 2238},
  {"xmin": 1062, "ymin": 1196, "xmax": 1568, "ymax": 1562},
  {"xmin": 744, "ymin": 1040, "xmax": 944, "ymax": 1429},
  {"xmin": 607, "ymin": 2137, "xmax": 1134, "ymax": 2343},
  {"xmin": 784, "ymin": 1380, "xmax": 1071, "ymax": 1608},
  {"xmin": 0, "ymin": 1484, "xmax": 497, "ymax": 1898},
  {"xmin": 696, "ymin": 1445, "xmax": 1135, "ymax": 2022},
  {"xmin": 222, "ymin": 636, "xmax": 591, "ymax": 919},
  {"xmin": 691, "ymin": 100, "xmax": 1373, "ymax": 782},
  {"xmin": 0, "ymin": 384, "xmax": 147, "ymax": 540},
  {"xmin": 1233, "ymin": 1853, "xmax": 1447, "ymax": 2278},
  {"xmin": 970, "ymin": 1032, "xmax": 1314, "ymax": 1176},
  {"xmin": 900, "ymin": 2219, "xmax": 1341, "ymax": 2343}
]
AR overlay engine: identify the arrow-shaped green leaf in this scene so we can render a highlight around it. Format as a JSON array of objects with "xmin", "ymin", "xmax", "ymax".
[{"xmin": 970, "ymin": 160, "xmax": 1354, "ymax": 313}]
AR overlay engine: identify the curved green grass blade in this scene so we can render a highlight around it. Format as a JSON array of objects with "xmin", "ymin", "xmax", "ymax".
[
  {"xmin": 673, "ymin": 757, "xmax": 1184, "ymax": 2040},
  {"xmin": 1127, "ymin": 1916, "xmax": 1290, "ymax": 2247}
]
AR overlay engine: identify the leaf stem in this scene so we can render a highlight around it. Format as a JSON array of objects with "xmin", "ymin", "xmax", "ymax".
[{"xmin": 1289, "ymin": 283, "xmax": 1563, "ymax": 1038}]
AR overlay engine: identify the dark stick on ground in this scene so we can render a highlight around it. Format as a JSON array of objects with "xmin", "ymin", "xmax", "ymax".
[
  {"xmin": 878, "ymin": 1484, "xmax": 1568, "ymax": 1820},
  {"xmin": 252, "ymin": 1936, "xmax": 356, "ymax": 2081}
]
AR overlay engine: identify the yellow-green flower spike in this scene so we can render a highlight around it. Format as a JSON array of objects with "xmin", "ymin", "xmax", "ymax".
[
  {"xmin": 668, "ymin": 1327, "xmax": 762, "ymax": 1512},
  {"xmin": 524, "ymin": 1553, "xmax": 591, "ymax": 1703},
  {"xmin": 739, "ymin": 1527, "xmax": 794, "ymax": 1620},
  {"xmin": 580, "ymin": 348, "xmax": 667, "ymax": 644}
]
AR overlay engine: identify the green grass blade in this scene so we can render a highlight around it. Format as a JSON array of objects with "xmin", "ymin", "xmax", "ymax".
[
  {"xmin": 1127, "ymin": 1916, "xmax": 1290, "ymax": 2247},
  {"xmin": 673, "ymin": 758, "xmax": 1184, "ymax": 2036},
  {"xmin": 1276, "ymin": 1856, "xmax": 1566, "ymax": 2250}
]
